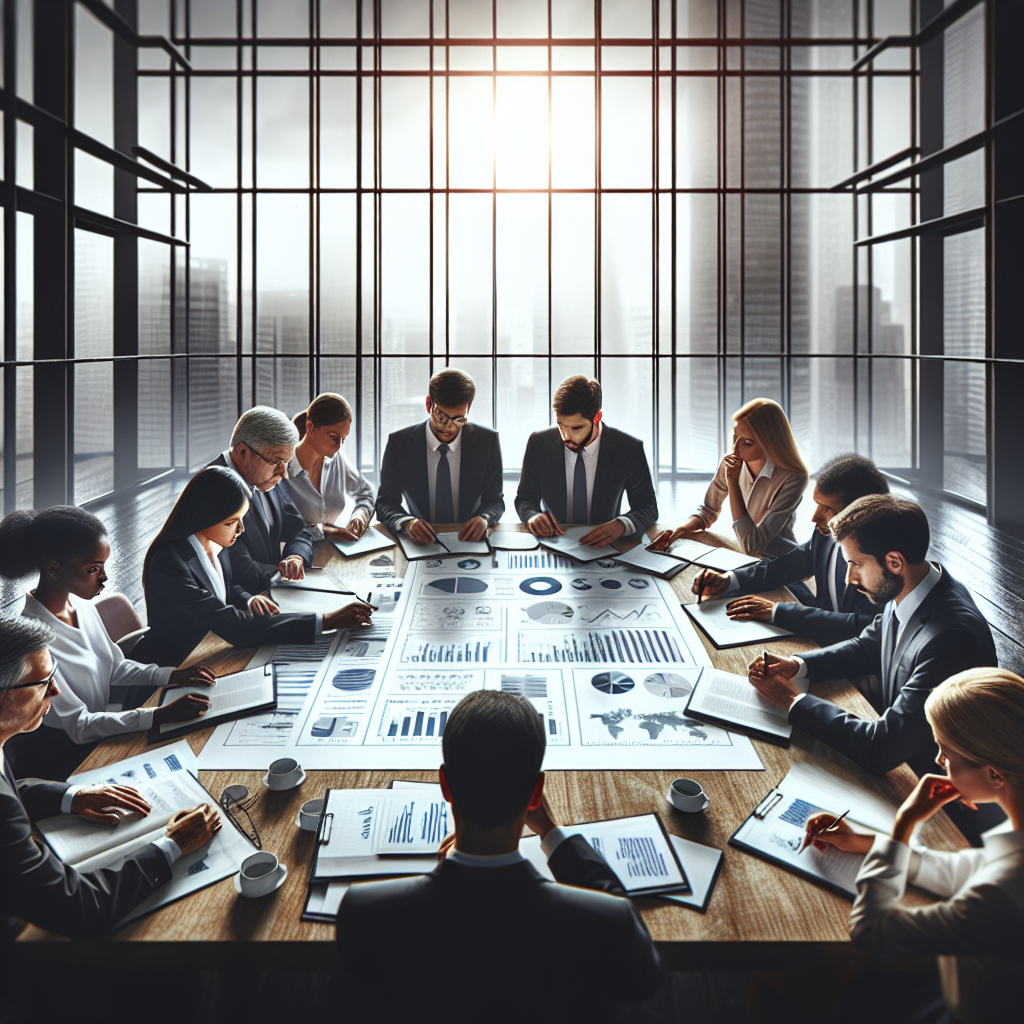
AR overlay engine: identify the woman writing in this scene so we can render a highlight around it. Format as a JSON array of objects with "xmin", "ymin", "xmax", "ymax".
[
  {"xmin": 0, "ymin": 506, "xmax": 215, "ymax": 781},
  {"xmin": 653, "ymin": 398, "xmax": 808, "ymax": 558},
  {"xmin": 805, "ymin": 667, "xmax": 1024, "ymax": 1023},
  {"xmin": 283, "ymin": 393, "xmax": 375, "ymax": 541},
  {"xmin": 133, "ymin": 466, "xmax": 373, "ymax": 668}
]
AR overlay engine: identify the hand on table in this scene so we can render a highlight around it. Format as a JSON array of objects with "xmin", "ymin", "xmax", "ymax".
[
  {"xmin": 579, "ymin": 519, "xmax": 626, "ymax": 548},
  {"xmin": 325, "ymin": 515, "xmax": 369, "ymax": 542},
  {"xmin": 153, "ymin": 693, "xmax": 212, "ymax": 726},
  {"xmin": 747, "ymin": 652, "xmax": 802, "ymax": 709},
  {"xmin": 802, "ymin": 812, "xmax": 874, "ymax": 856},
  {"xmin": 324, "ymin": 601, "xmax": 374, "ymax": 632},
  {"xmin": 692, "ymin": 568, "xmax": 730, "ymax": 600},
  {"xmin": 527, "ymin": 512, "xmax": 563, "ymax": 538},
  {"xmin": 278, "ymin": 555, "xmax": 306, "ymax": 581},
  {"xmin": 71, "ymin": 784, "xmax": 152, "ymax": 824},
  {"xmin": 167, "ymin": 664, "xmax": 216, "ymax": 689},
  {"xmin": 649, "ymin": 517, "xmax": 705, "ymax": 550},
  {"xmin": 458, "ymin": 516, "xmax": 489, "ymax": 543},
  {"xmin": 405, "ymin": 518, "xmax": 437, "ymax": 546},
  {"xmin": 248, "ymin": 594, "xmax": 280, "ymax": 616},
  {"xmin": 892, "ymin": 774, "xmax": 970, "ymax": 844},
  {"xmin": 166, "ymin": 803, "xmax": 222, "ymax": 856},
  {"xmin": 726, "ymin": 595, "xmax": 775, "ymax": 622}
]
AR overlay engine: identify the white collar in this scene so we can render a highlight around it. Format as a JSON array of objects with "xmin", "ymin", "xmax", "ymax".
[
  {"xmin": 448, "ymin": 848, "xmax": 527, "ymax": 869},
  {"xmin": 749, "ymin": 454, "xmax": 775, "ymax": 484},
  {"xmin": 188, "ymin": 534, "xmax": 223, "ymax": 565},
  {"xmin": 982, "ymin": 830, "xmax": 1024, "ymax": 864},
  {"xmin": 427, "ymin": 422, "xmax": 463, "ymax": 454},
  {"xmin": 287, "ymin": 452, "xmax": 307, "ymax": 479},
  {"xmin": 23, "ymin": 591, "xmax": 81, "ymax": 633},
  {"xmin": 893, "ymin": 562, "xmax": 942, "ymax": 626}
]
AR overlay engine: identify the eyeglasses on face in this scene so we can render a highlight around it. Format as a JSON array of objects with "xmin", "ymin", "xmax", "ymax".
[
  {"xmin": 430, "ymin": 406, "xmax": 468, "ymax": 429},
  {"xmin": 10, "ymin": 660, "xmax": 59, "ymax": 691},
  {"xmin": 246, "ymin": 445, "xmax": 288, "ymax": 471}
]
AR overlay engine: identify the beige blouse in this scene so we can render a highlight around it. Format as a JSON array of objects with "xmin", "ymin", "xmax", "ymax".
[{"xmin": 696, "ymin": 455, "xmax": 808, "ymax": 557}]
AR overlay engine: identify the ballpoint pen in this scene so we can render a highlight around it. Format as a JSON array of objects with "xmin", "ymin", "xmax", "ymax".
[
  {"xmin": 696, "ymin": 569, "xmax": 706, "ymax": 605},
  {"xmin": 646, "ymin": 530, "xmax": 671, "ymax": 552},
  {"xmin": 762, "ymin": 650, "xmax": 769, "ymax": 677},
  {"xmin": 800, "ymin": 809, "xmax": 850, "ymax": 853},
  {"xmin": 425, "ymin": 525, "xmax": 451, "ymax": 553}
]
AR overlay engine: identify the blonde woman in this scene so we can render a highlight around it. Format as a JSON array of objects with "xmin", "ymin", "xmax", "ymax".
[
  {"xmin": 654, "ymin": 398, "xmax": 808, "ymax": 557},
  {"xmin": 805, "ymin": 667, "xmax": 1024, "ymax": 1024}
]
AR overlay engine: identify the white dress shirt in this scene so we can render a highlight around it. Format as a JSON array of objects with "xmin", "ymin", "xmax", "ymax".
[
  {"xmin": 22, "ymin": 593, "xmax": 171, "ymax": 744},
  {"xmin": 562, "ymin": 423, "xmax": 634, "ymax": 536},
  {"xmin": 426, "ymin": 423, "xmax": 462, "ymax": 522},
  {"xmin": 850, "ymin": 830, "xmax": 1024, "ymax": 1024},
  {"xmin": 284, "ymin": 451, "xmax": 375, "ymax": 537},
  {"xmin": 447, "ymin": 828, "xmax": 571, "ymax": 869},
  {"xmin": 188, "ymin": 534, "xmax": 227, "ymax": 603}
]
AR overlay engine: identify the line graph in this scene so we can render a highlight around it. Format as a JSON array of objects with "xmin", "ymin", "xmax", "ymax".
[{"xmin": 577, "ymin": 603, "xmax": 664, "ymax": 625}]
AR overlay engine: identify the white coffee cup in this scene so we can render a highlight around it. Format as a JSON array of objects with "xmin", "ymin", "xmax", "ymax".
[
  {"xmin": 298, "ymin": 798, "xmax": 324, "ymax": 831},
  {"xmin": 668, "ymin": 777, "xmax": 709, "ymax": 813},
  {"xmin": 267, "ymin": 757, "xmax": 303, "ymax": 791},
  {"xmin": 238, "ymin": 852, "xmax": 284, "ymax": 897}
]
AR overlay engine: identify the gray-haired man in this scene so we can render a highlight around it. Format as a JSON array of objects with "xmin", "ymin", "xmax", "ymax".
[
  {"xmin": 208, "ymin": 406, "xmax": 318, "ymax": 592},
  {"xmin": 0, "ymin": 617, "xmax": 220, "ymax": 938}
]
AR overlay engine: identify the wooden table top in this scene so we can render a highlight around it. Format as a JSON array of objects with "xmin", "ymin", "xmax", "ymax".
[{"xmin": 17, "ymin": 523, "xmax": 966, "ymax": 963}]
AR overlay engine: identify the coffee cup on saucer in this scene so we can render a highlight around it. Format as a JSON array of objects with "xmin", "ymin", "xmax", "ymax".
[
  {"xmin": 668, "ymin": 778, "xmax": 709, "ymax": 813},
  {"xmin": 234, "ymin": 851, "xmax": 288, "ymax": 898},
  {"xmin": 264, "ymin": 757, "xmax": 306, "ymax": 791},
  {"xmin": 296, "ymin": 798, "xmax": 324, "ymax": 831}
]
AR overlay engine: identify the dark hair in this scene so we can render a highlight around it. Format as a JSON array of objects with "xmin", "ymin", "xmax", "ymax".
[
  {"xmin": 428, "ymin": 369, "xmax": 476, "ymax": 409},
  {"xmin": 441, "ymin": 690, "xmax": 546, "ymax": 830},
  {"xmin": 143, "ymin": 467, "xmax": 251, "ymax": 585},
  {"xmin": 830, "ymin": 494, "xmax": 930, "ymax": 565},
  {"xmin": 815, "ymin": 454, "xmax": 889, "ymax": 507},
  {"xmin": 293, "ymin": 392, "xmax": 353, "ymax": 436},
  {"xmin": 553, "ymin": 375, "xmax": 602, "ymax": 420},
  {"xmin": 0, "ymin": 616, "xmax": 55, "ymax": 695},
  {"xmin": 0, "ymin": 506, "xmax": 107, "ymax": 580}
]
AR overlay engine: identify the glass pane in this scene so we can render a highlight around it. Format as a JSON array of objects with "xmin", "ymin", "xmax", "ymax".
[
  {"xmin": 448, "ymin": 193, "xmax": 493, "ymax": 354},
  {"xmin": 677, "ymin": 193, "xmax": 718, "ymax": 355},
  {"xmin": 257, "ymin": 78, "xmax": 310, "ymax": 187},
  {"xmin": 382, "ymin": 193, "xmax": 430, "ymax": 354},
  {"xmin": 139, "ymin": 240, "xmax": 173, "ymax": 470},
  {"xmin": 791, "ymin": 77, "xmax": 853, "ymax": 189},
  {"xmin": 320, "ymin": 194, "xmax": 357, "ymax": 354},
  {"xmin": 601, "ymin": 194, "xmax": 652, "ymax": 354},
  {"xmin": 495, "ymin": 77, "xmax": 548, "ymax": 189},
  {"xmin": 496, "ymin": 358, "xmax": 552, "ymax": 474},
  {"xmin": 790, "ymin": 356, "xmax": 855, "ymax": 474},
  {"xmin": 254, "ymin": 356, "xmax": 309, "ymax": 416},
  {"xmin": 870, "ymin": 237, "xmax": 912, "ymax": 359},
  {"xmin": 322, "ymin": 0, "xmax": 358, "ymax": 38},
  {"xmin": 599, "ymin": 357, "xmax": 654, "ymax": 462},
  {"xmin": 318, "ymin": 358, "xmax": 358, "ymax": 416},
  {"xmin": 676, "ymin": 77, "xmax": 717, "ymax": 189},
  {"xmin": 871, "ymin": 77, "xmax": 910, "ymax": 163},
  {"xmin": 191, "ymin": 78, "xmax": 238, "ymax": 187},
  {"xmin": 496, "ymin": 194, "xmax": 547, "ymax": 354},
  {"xmin": 675, "ymin": 357, "xmax": 722, "ymax": 473},
  {"xmin": 17, "ymin": 0, "xmax": 33, "ymax": 102},
  {"xmin": 552, "ymin": 0, "xmax": 593, "ymax": 37},
  {"xmin": 138, "ymin": 79, "xmax": 171, "ymax": 164},
  {"xmin": 602, "ymin": 0, "xmax": 651, "ymax": 37},
  {"xmin": 257, "ymin": 0, "xmax": 309, "ymax": 36},
  {"xmin": 944, "ymin": 5, "xmax": 984, "ymax": 146},
  {"xmin": 380, "ymin": 357, "xmax": 431, "ymax": 444},
  {"xmin": 382, "ymin": 77, "xmax": 430, "ymax": 187},
  {"xmin": 75, "ymin": 151, "xmax": 113, "ymax": 217},
  {"xmin": 256, "ymin": 194, "xmax": 310, "ymax": 364},
  {"xmin": 944, "ymin": 149, "xmax": 984, "ymax": 217},
  {"xmin": 497, "ymin": 0, "xmax": 547, "ymax": 37},
  {"xmin": 601, "ymin": 77, "xmax": 652, "ymax": 188},
  {"xmin": 744, "ymin": 194, "xmax": 782, "ymax": 355},
  {"xmin": 191, "ymin": 0, "xmax": 237, "ymax": 36},
  {"xmin": 188, "ymin": 358, "xmax": 239, "ymax": 470},
  {"xmin": 552, "ymin": 194, "xmax": 594, "ymax": 353},
  {"xmin": 449, "ymin": 78, "xmax": 494, "ymax": 187},
  {"xmin": 74, "ymin": 231, "xmax": 114, "ymax": 504},
  {"xmin": 382, "ymin": 0, "xmax": 430, "ymax": 37},
  {"xmin": 75, "ymin": 6, "xmax": 113, "ymax": 146},
  {"xmin": 744, "ymin": 78, "xmax": 781, "ymax": 188},
  {"xmin": 320, "ymin": 78, "xmax": 357, "ymax": 187},
  {"xmin": 189, "ymin": 193, "xmax": 238, "ymax": 354},
  {"xmin": 551, "ymin": 77, "xmax": 595, "ymax": 188},
  {"xmin": 871, "ymin": 357, "xmax": 912, "ymax": 468},
  {"xmin": 449, "ymin": 0, "xmax": 492, "ymax": 37}
]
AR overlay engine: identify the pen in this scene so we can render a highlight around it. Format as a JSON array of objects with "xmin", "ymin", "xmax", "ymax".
[
  {"xmin": 425, "ymin": 525, "xmax": 451, "ymax": 553},
  {"xmin": 762, "ymin": 650, "xmax": 769, "ymax": 677},
  {"xmin": 800, "ymin": 809, "xmax": 850, "ymax": 853},
  {"xmin": 646, "ymin": 529, "xmax": 671, "ymax": 552},
  {"xmin": 544, "ymin": 509, "xmax": 563, "ymax": 536},
  {"xmin": 696, "ymin": 569, "xmax": 706, "ymax": 605},
  {"xmin": 363, "ymin": 592, "xmax": 380, "ymax": 612}
]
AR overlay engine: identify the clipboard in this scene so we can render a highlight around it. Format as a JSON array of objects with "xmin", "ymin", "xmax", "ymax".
[{"xmin": 683, "ymin": 667, "xmax": 797, "ymax": 747}]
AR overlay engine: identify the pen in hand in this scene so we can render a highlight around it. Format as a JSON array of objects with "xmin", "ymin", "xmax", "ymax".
[
  {"xmin": 762, "ymin": 649, "xmax": 769, "ymax": 677},
  {"xmin": 799, "ymin": 809, "xmax": 850, "ymax": 853},
  {"xmin": 696, "ymin": 569, "xmax": 707, "ymax": 605}
]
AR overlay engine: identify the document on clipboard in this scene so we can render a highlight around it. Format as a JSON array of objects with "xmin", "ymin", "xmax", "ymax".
[
  {"xmin": 685, "ymin": 667, "xmax": 808, "ymax": 744},
  {"xmin": 728, "ymin": 762, "xmax": 897, "ymax": 898}
]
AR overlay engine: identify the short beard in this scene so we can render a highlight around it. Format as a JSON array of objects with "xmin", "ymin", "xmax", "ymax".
[{"xmin": 870, "ymin": 563, "xmax": 904, "ymax": 604}]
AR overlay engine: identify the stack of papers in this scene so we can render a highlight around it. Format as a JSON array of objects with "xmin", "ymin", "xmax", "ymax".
[
  {"xmin": 685, "ymin": 666, "xmax": 808, "ymax": 743},
  {"xmin": 683, "ymin": 596, "xmax": 794, "ymax": 649},
  {"xmin": 331, "ymin": 530, "xmax": 396, "ymax": 559},
  {"xmin": 150, "ymin": 665, "xmax": 277, "ymax": 741},
  {"xmin": 395, "ymin": 532, "xmax": 491, "ymax": 561},
  {"xmin": 539, "ymin": 526, "xmax": 617, "ymax": 564}
]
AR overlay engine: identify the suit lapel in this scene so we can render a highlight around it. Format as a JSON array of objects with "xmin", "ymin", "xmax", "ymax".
[
  {"xmin": 550, "ymin": 432, "xmax": 568, "ymax": 522},
  {"xmin": 245, "ymin": 494, "xmax": 272, "ymax": 560},
  {"xmin": 591, "ymin": 427, "xmax": 615, "ymax": 525},
  {"xmin": 458, "ymin": 425, "xmax": 477, "ymax": 521},
  {"xmin": 411, "ymin": 423, "xmax": 431, "ymax": 519},
  {"xmin": 887, "ymin": 578, "xmax": 945, "ymax": 697}
]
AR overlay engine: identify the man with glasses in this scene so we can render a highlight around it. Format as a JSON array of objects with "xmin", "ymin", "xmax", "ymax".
[
  {"xmin": 376, "ymin": 369, "xmax": 504, "ymax": 543},
  {"xmin": 0, "ymin": 617, "xmax": 221, "ymax": 939},
  {"xmin": 208, "ymin": 406, "xmax": 318, "ymax": 591}
]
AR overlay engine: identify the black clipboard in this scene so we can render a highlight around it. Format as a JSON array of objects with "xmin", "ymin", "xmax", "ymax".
[
  {"xmin": 146, "ymin": 666, "xmax": 279, "ymax": 744},
  {"xmin": 683, "ymin": 671, "xmax": 793, "ymax": 748}
]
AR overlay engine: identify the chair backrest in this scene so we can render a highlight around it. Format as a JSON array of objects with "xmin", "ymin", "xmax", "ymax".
[
  {"xmin": 94, "ymin": 592, "xmax": 144, "ymax": 644},
  {"xmin": 116, "ymin": 626, "xmax": 149, "ymax": 657}
]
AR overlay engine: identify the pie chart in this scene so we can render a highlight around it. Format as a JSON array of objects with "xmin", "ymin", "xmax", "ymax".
[
  {"xmin": 519, "ymin": 576, "xmax": 562, "ymax": 596},
  {"xmin": 591, "ymin": 671, "xmax": 635, "ymax": 695},
  {"xmin": 643, "ymin": 672, "xmax": 694, "ymax": 699},
  {"xmin": 331, "ymin": 668, "xmax": 376, "ymax": 691},
  {"xmin": 525, "ymin": 602, "xmax": 574, "ymax": 624},
  {"xmin": 600, "ymin": 578, "xmax": 622, "ymax": 590},
  {"xmin": 428, "ymin": 577, "xmax": 489, "ymax": 594}
]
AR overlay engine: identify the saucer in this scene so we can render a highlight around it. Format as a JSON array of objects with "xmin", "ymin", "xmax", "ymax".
[
  {"xmin": 262, "ymin": 769, "xmax": 307, "ymax": 791},
  {"xmin": 673, "ymin": 796, "xmax": 710, "ymax": 814},
  {"xmin": 234, "ymin": 864, "xmax": 288, "ymax": 897}
]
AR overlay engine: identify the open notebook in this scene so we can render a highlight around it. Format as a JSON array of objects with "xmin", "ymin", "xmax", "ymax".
[
  {"xmin": 685, "ymin": 666, "xmax": 808, "ymax": 744},
  {"xmin": 150, "ymin": 665, "xmax": 276, "ymax": 741}
]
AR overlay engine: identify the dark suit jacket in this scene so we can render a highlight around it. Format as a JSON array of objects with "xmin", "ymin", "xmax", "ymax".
[
  {"xmin": 792, "ymin": 566, "xmax": 997, "ymax": 777},
  {"xmin": 731, "ymin": 529, "xmax": 876, "ymax": 646},
  {"xmin": 375, "ymin": 422, "xmax": 505, "ymax": 533},
  {"xmin": 0, "ymin": 768, "xmax": 171, "ymax": 939},
  {"xmin": 336, "ymin": 834, "xmax": 663, "ymax": 1023},
  {"xmin": 208, "ymin": 453, "xmax": 316, "ymax": 591},
  {"xmin": 133, "ymin": 537, "xmax": 317, "ymax": 667},
  {"xmin": 515, "ymin": 426, "xmax": 659, "ymax": 533}
]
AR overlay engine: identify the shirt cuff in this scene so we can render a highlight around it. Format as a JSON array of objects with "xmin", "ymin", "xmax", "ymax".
[
  {"xmin": 540, "ymin": 826, "xmax": 571, "ymax": 859},
  {"xmin": 788, "ymin": 692, "xmax": 806, "ymax": 712},
  {"xmin": 314, "ymin": 614, "xmax": 324, "ymax": 637},
  {"xmin": 792, "ymin": 656, "xmax": 808, "ymax": 680},
  {"xmin": 396, "ymin": 516, "xmax": 415, "ymax": 532},
  {"xmin": 724, "ymin": 572, "xmax": 740, "ymax": 596},
  {"xmin": 616, "ymin": 516, "xmax": 635, "ymax": 537},
  {"xmin": 152, "ymin": 834, "xmax": 183, "ymax": 866},
  {"xmin": 61, "ymin": 785, "xmax": 85, "ymax": 814},
  {"xmin": 135, "ymin": 706, "xmax": 157, "ymax": 730}
]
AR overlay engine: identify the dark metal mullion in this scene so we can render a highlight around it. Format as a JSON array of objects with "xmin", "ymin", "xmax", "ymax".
[
  {"xmin": 309, "ymin": 0, "xmax": 317, "ymax": 399},
  {"xmin": 850, "ymin": 1, "xmax": 860, "ymax": 454},
  {"xmin": 670, "ymin": 0, "xmax": 677, "ymax": 477},
  {"xmin": 354, "ymin": 0, "xmax": 362, "ymax": 473},
  {"xmin": 374, "ymin": 1, "xmax": 382, "ymax": 477},
  {"xmin": 650, "ymin": 0, "xmax": 659, "ymax": 479},
  {"xmin": 738, "ymin": 0, "xmax": 745, "ymax": 405},
  {"xmin": 909, "ymin": 0, "xmax": 920, "ymax": 477},
  {"xmin": 865, "ymin": 0, "xmax": 874, "ymax": 464},
  {"xmin": 781, "ymin": 1, "xmax": 790, "ymax": 414},
  {"xmin": 491, "ymin": 0, "xmax": 497, "ymax": 428},
  {"xmin": 2, "ymin": 0, "xmax": 16, "ymax": 512},
  {"xmin": 445, "ymin": 0, "xmax": 450, "ymax": 367},
  {"xmin": 428, "ymin": 0, "xmax": 434, "ymax": 380},
  {"xmin": 65, "ymin": 0, "xmax": 76, "ymax": 502},
  {"xmin": 250, "ymin": 0, "xmax": 258, "ymax": 410},
  {"xmin": 235, "ymin": 0, "xmax": 244, "ymax": 419},
  {"xmin": 716, "ymin": 0, "xmax": 725, "ymax": 458},
  {"xmin": 594, "ymin": 0, "xmax": 601, "ymax": 382},
  {"xmin": 546, "ymin": 0, "xmax": 553, "ymax": 420}
]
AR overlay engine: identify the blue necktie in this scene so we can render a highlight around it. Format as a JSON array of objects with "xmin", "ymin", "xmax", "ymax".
[
  {"xmin": 435, "ymin": 444, "xmax": 455, "ymax": 523},
  {"xmin": 833, "ymin": 545, "xmax": 847, "ymax": 611},
  {"xmin": 573, "ymin": 451, "xmax": 588, "ymax": 525}
]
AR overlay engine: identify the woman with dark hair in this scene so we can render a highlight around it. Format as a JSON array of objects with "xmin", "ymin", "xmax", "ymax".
[
  {"xmin": 0, "ymin": 506, "xmax": 215, "ymax": 781},
  {"xmin": 133, "ymin": 466, "xmax": 373, "ymax": 667},
  {"xmin": 283, "ymin": 393, "xmax": 376, "ymax": 541}
]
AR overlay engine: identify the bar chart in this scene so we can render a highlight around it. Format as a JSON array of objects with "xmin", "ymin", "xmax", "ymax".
[{"xmin": 517, "ymin": 629, "xmax": 691, "ymax": 664}]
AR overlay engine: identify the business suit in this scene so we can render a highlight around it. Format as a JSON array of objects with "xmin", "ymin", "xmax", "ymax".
[
  {"xmin": 515, "ymin": 425, "xmax": 658, "ymax": 534},
  {"xmin": 132, "ymin": 537, "xmax": 317, "ymax": 667},
  {"xmin": 731, "ymin": 529, "xmax": 876, "ymax": 646},
  {"xmin": 0, "ymin": 764, "xmax": 171, "ymax": 939},
  {"xmin": 791, "ymin": 566, "xmax": 997, "ymax": 779},
  {"xmin": 207, "ymin": 453, "xmax": 316, "ymax": 591},
  {"xmin": 336, "ymin": 835, "xmax": 664, "ymax": 1023},
  {"xmin": 375, "ymin": 421, "xmax": 504, "ymax": 533}
]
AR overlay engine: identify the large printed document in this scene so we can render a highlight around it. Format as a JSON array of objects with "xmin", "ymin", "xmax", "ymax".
[
  {"xmin": 38, "ymin": 741, "xmax": 252, "ymax": 925},
  {"xmin": 684, "ymin": 596, "xmax": 794, "ymax": 649},
  {"xmin": 686, "ymin": 667, "xmax": 809, "ymax": 743},
  {"xmin": 154, "ymin": 664, "xmax": 276, "ymax": 738},
  {"xmin": 197, "ymin": 555, "xmax": 762, "ymax": 771}
]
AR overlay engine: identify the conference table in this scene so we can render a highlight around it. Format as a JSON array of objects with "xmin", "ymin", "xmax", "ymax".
[{"xmin": 15, "ymin": 524, "xmax": 967, "ymax": 971}]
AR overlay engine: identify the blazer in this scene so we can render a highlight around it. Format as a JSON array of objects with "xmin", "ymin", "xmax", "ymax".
[
  {"xmin": 132, "ymin": 537, "xmax": 317, "ymax": 667},
  {"xmin": 207, "ymin": 453, "xmax": 316, "ymax": 591},
  {"xmin": 791, "ymin": 566, "xmax": 997, "ymax": 778},
  {"xmin": 336, "ymin": 835, "xmax": 664, "ymax": 1023},
  {"xmin": 731, "ymin": 528, "xmax": 876, "ymax": 646},
  {"xmin": 0, "ymin": 766, "xmax": 171, "ymax": 939},
  {"xmin": 515, "ymin": 426, "xmax": 659, "ymax": 534},
  {"xmin": 375, "ymin": 422, "xmax": 505, "ymax": 533}
]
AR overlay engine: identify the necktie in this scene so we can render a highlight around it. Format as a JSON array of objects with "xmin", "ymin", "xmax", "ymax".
[
  {"xmin": 881, "ymin": 606, "xmax": 897, "ymax": 694},
  {"xmin": 573, "ymin": 451, "xmax": 588, "ymax": 525},
  {"xmin": 252, "ymin": 488, "xmax": 271, "ymax": 529},
  {"xmin": 435, "ymin": 444, "xmax": 455, "ymax": 523},
  {"xmin": 833, "ymin": 545, "xmax": 847, "ymax": 612}
]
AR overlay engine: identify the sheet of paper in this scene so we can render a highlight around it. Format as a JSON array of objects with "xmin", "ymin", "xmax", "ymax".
[
  {"xmin": 687, "ymin": 667, "xmax": 806, "ymax": 739},
  {"xmin": 665, "ymin": 538, "xmax": 719, "ymax": 563},
  {"xmin": 305, "ymin": 881, "xmax": 351, "ymax": 919},
  {"xmin": 661, "ymin": 835, "xmax": 723, "ymax": 911},
  {"xmin": 488, "ymin": 531, "xmax": 541, "ymax": 551},
  {"xmin": 371, "ymin": 792, "xmax": 450, "ymax": 854},
  {"xmin": 68, "ymin": 738, "xmax": 197, "ymax": 784},
  {"xmin": 397, "ymin": 532, "xmax": 491, "ymax": 561},
  {"xmin": 158, "ymin": 665, "xmax": 275, "ymax": 733},
  {"xmin": 270, "ymin": 567, "xmax": 354, "ymax": 594},
  {"xmin": 270, "ymin": 587, "xmax": 360, "ymax": 616},
  {"xmin": 612, "ymin": 545, "xmax": 688, "ymax": 578},
  {"xmin": 683, "ymin": 596, "xmax": 794, "ymax": 648},
  {"xmin": 692, "ymin": 548, "xmax": 762, "ymax": 572},
  {"xmin": 331, "ymin": 530, "xmax": 396, "ymax": 559},
  {"xmin": 539, "ymin": 526, "xmax": 615, "ymax": 563}
]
